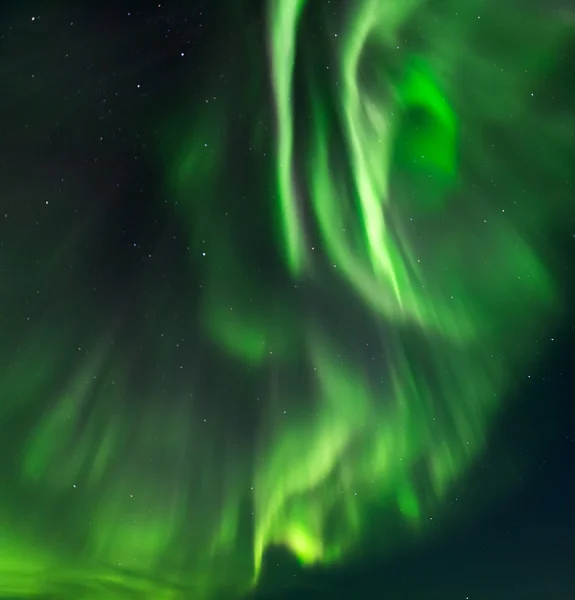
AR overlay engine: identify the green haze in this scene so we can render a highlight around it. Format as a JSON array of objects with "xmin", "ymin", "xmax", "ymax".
[{"xmin": 0, "ymin": 0, "xmax": 573, "ymax": 598}]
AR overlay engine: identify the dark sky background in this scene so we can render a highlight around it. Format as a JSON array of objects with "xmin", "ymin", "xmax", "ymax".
[{"xmin": 0, "ymin": 1, "xmax": 574, "ymax": 599}]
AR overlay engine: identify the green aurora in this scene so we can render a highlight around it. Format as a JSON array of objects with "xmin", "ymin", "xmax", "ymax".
[{"xmin": 0, "ymin": 0, "xmax": 573, "ymax": 598}]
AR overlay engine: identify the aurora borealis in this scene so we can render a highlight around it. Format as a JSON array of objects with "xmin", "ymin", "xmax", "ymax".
[{"xmin": 1, "ymin": 0, "xmax": 574, "ymax": 598}]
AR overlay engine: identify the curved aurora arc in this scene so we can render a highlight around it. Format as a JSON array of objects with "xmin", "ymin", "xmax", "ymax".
[{"xmin": 1, "ymin": 0, "xmax": 573, "ymax": 598}]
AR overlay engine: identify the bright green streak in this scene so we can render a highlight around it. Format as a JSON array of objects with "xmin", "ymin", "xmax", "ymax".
[
  {"xmin": 0, "ymin": 0, "xmax": 572, "ymax": 598},
  {"xmin": 269, "ymin": 0, "xmax": 308, "ymax": 276}
]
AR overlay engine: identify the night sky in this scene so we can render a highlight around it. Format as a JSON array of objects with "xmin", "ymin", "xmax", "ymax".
[{"xmin": 1, "ymin": 1, "xmax": 574, "ymax": 599}]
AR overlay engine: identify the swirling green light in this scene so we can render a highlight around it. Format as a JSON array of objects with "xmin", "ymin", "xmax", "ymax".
[{"xmin": 0, "ymin": 1, "xmax": 572, "ymax": 599}]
